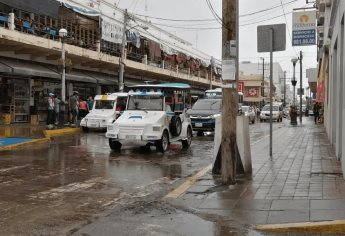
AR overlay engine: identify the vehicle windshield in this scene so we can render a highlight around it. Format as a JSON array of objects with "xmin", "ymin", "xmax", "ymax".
[
  {"xmin": 205, "ymin": 92, "xmax": 222, "ymax": 99},
  {"xmin": 192, "ymin": 99, "xmax": 221, "ymax": 110},
  {"xmin": 127, "ymin": 95, "xmax": 164, "ymax": 111},
  {"xmin": 262, "ymin": 106, "xmax": 278, "ymax": 111},
  {"xmin": 94, "ymin": 100, "xmax": 115, "ymax": 109},
  {"xmin": 241, "ymin": 106, "xmax": 249, "ymax": 112}
]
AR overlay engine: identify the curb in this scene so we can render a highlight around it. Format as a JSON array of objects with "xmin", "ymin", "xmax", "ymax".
[
  {"xmin": 43, "ymin": 127, "xmax": 81, "ymax": 138},
  {"xmin": 0, "ymin": 138, "xmax": 51, "ymax": 151},
  {"xmin": 256, "ymin": 220, "xmax": 345, "ymax": 233},
  {"xmin": 164, "ymin": 164, "xmax": 212, "ymax": 199}
]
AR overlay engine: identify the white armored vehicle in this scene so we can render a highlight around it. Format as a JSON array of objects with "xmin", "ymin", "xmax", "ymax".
[
  {"xmin": 80, "ymin": 93, "xmax": 127, "ymax": 131},
  {"xmin": 106, "ymin": 83, "xmax": 193, "ymax": 152}
]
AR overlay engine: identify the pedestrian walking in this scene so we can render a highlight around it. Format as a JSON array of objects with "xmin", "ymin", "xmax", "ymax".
[
  {"xmin": 53, "ymin": 95, "xmax": 61, "ymax": 125},
  {"xmin": 69, "ymin": 91, "xmax": 79, "ymax": 125},
  {"xmin": 87, "ymin": 95, "xmax": 94, "ymax": 111},
  {"xmin": 78, "ymin": 97, "xmax": 89, "ymax": 119},
  {"xmin": 47, "ymin": 93, "xmax": 55, "ymax": 125},
  {"xmin": 313, "ymin": 102, "xmax": 320, "ymax": 124}
]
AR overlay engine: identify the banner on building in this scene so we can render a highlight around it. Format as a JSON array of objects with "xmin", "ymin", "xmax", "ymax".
[
  {"xmin": 246, "ymin": 87, "xmax": 259, "ymax": 97},
  {"xmin": 292, "ymin": 10, "xmax": 316, "ymax": 46},
  {"xmin": 101, "ymin": 17, "xmax": 123, "ymax": 44},
  {"xmin": 238, "ymin": 82, "xmax": 244, "ymax": 93}
]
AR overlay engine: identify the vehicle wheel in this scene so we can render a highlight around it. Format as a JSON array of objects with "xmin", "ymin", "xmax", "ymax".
[
  {"xmin": 260, "ymin": 119, "xmax": 263, "ymax": 122},
  {"xmin": 196, "ymin": 131, "xmax": 204, "ymax": 136},
  {"xmin": 251, "ymin": 119, "xmax": 255, "ymax": 124},
  {"xmin": 109, "ymin": 138, "xmax": 121, "ymax": 151},
  {"xmin": 156, "ymin": 130, "xmax": 169, "ymax": 152},
  {"xmin": 82, "ymin": 126, "xmax": 89, "ymax": 132},
  {"xmin": 182, "ymin": 126, "xmax": 192, "ymax": 149},
  {"xmin": 170, "ymin": 116, "xmax": 182, "ymax": 137}
]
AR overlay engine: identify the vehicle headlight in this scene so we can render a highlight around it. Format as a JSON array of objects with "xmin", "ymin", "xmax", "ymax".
[
  {"xmin": 152, "ymin": 125, "xmax": 161, "ymax": 132},
  {"xmin": 209, "ymin": 114, "xmax": 220, "ymax": 119}
]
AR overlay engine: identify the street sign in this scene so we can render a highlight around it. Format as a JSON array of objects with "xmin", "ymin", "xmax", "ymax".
[
  {"xmin": 257, "ymin": 24, "xmax": 286, "ymax": 52},
  {"xmin": 292, "ymin": 11, "xmax": 316, "ymax": 46}
]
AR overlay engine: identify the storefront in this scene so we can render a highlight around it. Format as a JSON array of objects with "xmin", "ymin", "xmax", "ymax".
[
  {"xmin": 0, "ymin": 58, "xmax": 117, "ymax": 124},
  {"xmin": 0, "ymin": 77, "xmax": 30, "ymax": 123}
]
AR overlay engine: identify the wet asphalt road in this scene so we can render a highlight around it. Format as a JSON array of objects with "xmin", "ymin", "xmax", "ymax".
[{"xmin": 0, "ymin": 120, "xmax": 287, "ymax": 236}]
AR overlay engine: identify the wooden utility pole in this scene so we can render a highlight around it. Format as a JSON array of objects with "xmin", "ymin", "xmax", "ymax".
[{"xmin": 221, "ymin": 0, "xmax": 238, "ymax": 185}]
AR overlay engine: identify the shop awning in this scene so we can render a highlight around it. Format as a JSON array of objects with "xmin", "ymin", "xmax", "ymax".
[
  {"xmin": 0, "ymin": 0, "xmax": 60, "ymax": 19},
  {"xmin": 0, "ymin": 61, "xmax": 12, "ymax": 73},
  {"xmin": 62, "ymin": 2, "xmax": 100, "ymax": 17},
  {"xmin": 0, "ymin": 58, "xmax": 59, "ymax": 78},
  {"xmin": 85, "ymin": 71, "xmax": 117, "ymax": 85}
]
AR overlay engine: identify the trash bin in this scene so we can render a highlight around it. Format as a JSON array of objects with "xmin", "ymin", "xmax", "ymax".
[{"xmin": 2, "ymin": 114, "xmax": 11, "ymax": 125}]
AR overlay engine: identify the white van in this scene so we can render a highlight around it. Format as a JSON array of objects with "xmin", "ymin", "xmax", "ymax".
[
  {"xmin": 259, "ymin": 103, "xmax": 284, "ymax": 122},
  {"xmin": 80, "ymin": 92, "xmax": 128, "ymax": 131}
]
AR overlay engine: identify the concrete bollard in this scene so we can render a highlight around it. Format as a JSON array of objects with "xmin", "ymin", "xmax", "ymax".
[{"xmin": 213, "ymin": 115, "xmax": 252, "ymax": 175}]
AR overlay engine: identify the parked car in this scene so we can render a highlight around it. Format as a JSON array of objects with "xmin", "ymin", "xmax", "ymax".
[
  {"xmin": 106, "ymin": 83, "xmax": 193, "ymax": 152},
  {"xmin": 260, "ymin": 104, "xmax": 283, "ymax": 122},
  {"xmin": 241, "ymin": 106, "xmax": 256, "ymax": 124},
  {"xmin": 187, "ymin": 98, "xmax": 221, "ymax": 136},
  {"xmin": 80, "ymin": 93, "xmax": 128, "ymax": 131}
]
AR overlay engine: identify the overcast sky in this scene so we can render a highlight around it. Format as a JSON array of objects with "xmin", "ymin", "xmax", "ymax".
[{"xmin": 117, "ymin": 0, "xmax": 317, "ymax": 88}]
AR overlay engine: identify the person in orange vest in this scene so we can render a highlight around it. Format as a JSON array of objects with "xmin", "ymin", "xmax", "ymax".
[{"xmin": 78, "ymin": 96, "xmax": 89, "ymax": 119}]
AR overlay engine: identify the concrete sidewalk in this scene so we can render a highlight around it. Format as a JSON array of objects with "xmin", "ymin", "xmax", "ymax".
[
  {"xmin": 0, "ymin": 123, "xmax": 81, "ymax": 150},
  {"xmin": 166, "ymin": 117, "xmax": 345, "ymax": 233}
]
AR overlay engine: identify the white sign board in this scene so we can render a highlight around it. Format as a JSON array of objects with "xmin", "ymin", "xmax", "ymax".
[
  {"xmin": 292, "ymin": 11, "xmax": 316, "ymax": 46},
  {"xmin": 222, "ymin": 59, "xmax": 236, "ymax": 81},
  {"xmin": 101, "ymin": 17, "xmax": 123, "ymax": 44}
]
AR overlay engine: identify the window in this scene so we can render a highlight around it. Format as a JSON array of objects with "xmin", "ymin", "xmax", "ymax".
[
  {"xmin": 95, "ymin": 100, "xmax": 115, "ymax": 109},
  {"xmin": 192, "ymin": 99, "xmax": 221, "ymax": 110},
  {"xmin": 127, "ymin": 95, "xmax": 164, "ymax": 111}
]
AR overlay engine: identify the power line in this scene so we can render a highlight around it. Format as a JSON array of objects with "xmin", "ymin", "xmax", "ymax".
[
  {"xmin": 205, "ymin": 0, "xmax": 223, "ymax": 26},
  {"xmin": 240, "ymin": 0, "xmax": 297, "ymax": 17},
  {"xmin": 280, "ymin": 0, "xmax": 298, "ymax": 57}
]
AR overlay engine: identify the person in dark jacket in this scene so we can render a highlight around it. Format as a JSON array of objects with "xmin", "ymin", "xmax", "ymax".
[{"xmin": 313, "ymin": 102, "xmax": 320, "ymax": 124}]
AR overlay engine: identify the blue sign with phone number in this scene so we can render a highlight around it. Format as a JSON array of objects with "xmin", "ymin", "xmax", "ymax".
[{"xmin": 292, "ymin": 29, "xmax": 316, "ymax": 46}]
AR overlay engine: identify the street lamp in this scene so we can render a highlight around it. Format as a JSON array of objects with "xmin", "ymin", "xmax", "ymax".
[
  {"xmin": 291, "ymin": 58, "xmax": 298, "ymax": 105},
  {"xmin": 290, "ymin": 58, "xmax": 298, "ymax": 125},
  {"xmin": 59, "ymin": 28, "xmax": 67, "ymax": 125}
]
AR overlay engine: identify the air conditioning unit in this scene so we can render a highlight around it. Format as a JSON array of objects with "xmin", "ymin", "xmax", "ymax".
[{"xmin": 317, "ymin": 26, "xmax": 324, "ymax": 36}]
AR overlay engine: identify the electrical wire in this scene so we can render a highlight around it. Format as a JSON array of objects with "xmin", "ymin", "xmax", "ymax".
[
  {"xmin": 240, "ymin": 0, "xmax": 297, "ymax": 17},
  {"xmin": 205, "ymin": 0, "xmax": 223, "ymax": 26},
  {"xmin": 280, "ymin": 0, "xmax": 298, "ymax": 57}
]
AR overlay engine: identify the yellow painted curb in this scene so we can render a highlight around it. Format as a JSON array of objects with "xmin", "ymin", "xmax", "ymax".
[
  {"xmin": 43, "ymin": 127, "xmax": 81, "ymax": 138},
  {"xmin": 0, "ymin": 138, "xmax": 50, "ymax": 151},
  {"xmin": 164, "ymin": 164, "xmax": 212, "ymax": 199},
  {"xmin": 256, "ymin": 220, "xmax": 345, "ymax": 233}
]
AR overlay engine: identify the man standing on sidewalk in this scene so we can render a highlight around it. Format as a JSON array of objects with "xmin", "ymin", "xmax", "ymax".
[
  {"xmin": 69, "ymin": 91, "xmax": 79, "ymax": 126},
  {"xmin": 47, "ymin": 93, "xmax": 55, "ymax": 126},
  {"xmin": 53, "ymin": 95, "xmax": 61, "ymax": 126},
  {"xmin": 313, "ymin": 102, "xmax": 320, "ymax": 124}
]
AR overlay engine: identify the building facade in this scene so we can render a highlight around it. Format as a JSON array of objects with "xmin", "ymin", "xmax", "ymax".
[
  {"xmin": 239, "ymin": 61, "xmax": 286, "ymax": 103},
  {"xmin": 0, "ymin": 0, "xmax": 220, "ymax": 124},
  {"xmin": 316, "ymin": 0, "xmax": 345, "ymax": 174}
]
